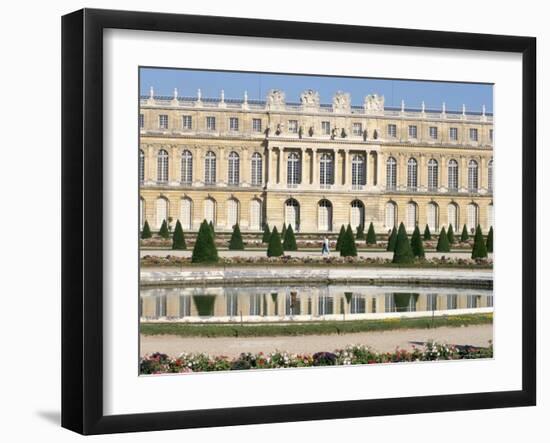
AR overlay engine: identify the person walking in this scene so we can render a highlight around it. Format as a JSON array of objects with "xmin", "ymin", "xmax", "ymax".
[{"xmin": 321, "ymin": 236, "xmax": 330, "ymax": 256}]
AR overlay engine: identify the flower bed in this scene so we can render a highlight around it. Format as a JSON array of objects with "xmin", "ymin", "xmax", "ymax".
[
  {"xmin": 140, "ymin": 254, "xmax": 492, "ymax": 268},
  {"xmin": 140, "ymin": 342, "xmax": 493, "ymax": 374}
]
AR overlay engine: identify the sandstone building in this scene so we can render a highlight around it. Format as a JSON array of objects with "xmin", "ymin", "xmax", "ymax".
[{"xmin": 139, "ymin": 88, "xmax": 493, "ymax": 235}]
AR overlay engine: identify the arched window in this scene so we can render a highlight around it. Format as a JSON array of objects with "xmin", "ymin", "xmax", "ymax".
[
  {"xmin": 181, "ymin": 150, "xmax": 193, "ymax": 184},
  {"xmin": 204, "ymin": 151, "xmax": 216, "ymax": 184},
  {"xmin": 427, "ymin": 159, "xmax": 438, "ymax": 191},
  {"xmin": 406, "ymin": 202, "xmax": 418, "ymax": 230},
  {"xmin": 204, "ymin": 198, "xmax": 216, "ymax": 224},
  {"xmin": 488, "ymin": 159, "xmax": 493, "ymax": 192},
  {"xmin": 350, "ymin": 200, "xmax": 365, "ymax": 230},
  {"xmin": 386, "ymin": 157, "xmax": 397, "ymax": 190},
  {"xmin": 227, "ymin": 198, "xmax": 239, "ymax": 228},
  {"xmin": 139, "ymin": 198, "xmax": 145, "ymax": 228},
  {"xmin": 320, "ymin": 152, "xmax": 334, "ymax": 188},
  {"xmin": 487, "ymin": 203, "xmax": 494, "ymax": 229},
  {"xmin": 285, "ymin": 199, "xmax": 300, "ymax": 231},
  {"xmin": 287, "ymin": 152, "xmax": 301, "ymax": 187},
  {"xmin": 385, "ymin": 201, "xmax": 397, "ymax": 229},
  {"xmin": 180, "ymin": 197, "xmax": 192, "ymax": 230},
  {"xmin": 249, "ymin": 199, "xmax": 262, "ymax": 231},
  {"xmin": 318, "ymin": 200, "xmax": 333, "ymax": 231},
  {"xmin": 407, "ymin": 158, "xmax": 418, "ymax": 190},
  {"xmin": 251, "ymin": 152, "xmax": 262, "ymax": 186},
  {"xmin": 448, "ymin": 159, "xmax": 458, "ymax": 191},
  {"xmin": 467, "ymin": 203, "xmax": 479, "ymax": 231},
  {"xmin": 139, "ymin": 149, "xmax": 145, "ymax": 183},
  {"xmin": 427, "ymin": 202, "xmax": 439, "ymax": 232},
  {"xmin": 228, "ymin": 151, "xmax": 240, "ymax": 186},
  {"xmin": 157, "ymin": 149, "xmax": 169, "ymax": 183},
  {"xmin": 447, "ymin": 203, "xmax": 458, "ymax": 231},
  {"xmin": 352, "ymin": 154, "xmax": 366, "ymax": 189},
  {"xmin": 156, "ymin": 197, "xmax": 168, "ymax": 229},
  {"xmin": 468, "ymin": 160, "xmax": 479, "ymax": 192}
]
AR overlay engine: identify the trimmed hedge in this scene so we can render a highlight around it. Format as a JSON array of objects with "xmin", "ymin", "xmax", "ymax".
[
  {"xmin": 228, "ymin": 224, "xmax": 245, "ymax": 250},
  {"xmin": 191, "ymin": 220, "xmax": 219, "ymax": 263},
  {"xmin": 410, "ymin": 225, "xmax": 425, "ymax": 258},
  {"xmin": 158, "ymin": 219, "xmax": 170, "ymax": 239},
  {"xmin": 171, "ymin": 220, "xmax": 187, "ymax": 250},
  {"xmin": 486, "ymin": 226, "xmax": 493, "ymax": 253},
  {"xmin": 447, "ymin": 224, "xmax": 455, "ymax": 244},
  {"xmin": 423, "ymin": 224, "xmax": 431, "ymax": 241},
  {"xmin": 461, "ymin": 224, "xmax": 469, "ymax": 242},
  {"xmin": 436, "ymin": 227, "xmax": 451, "ymax": 252},
  {"xmin": 141, "ymin": 220, "xmax": 152, "ymax": 239},
  {"xmin": 262, "ymin": 223, "xmax": 271, "ymax": 243},
  {"xmin": 471, "ymin": 225, "xmax": 488, "ymax": 259},
  {"xmin": 392, "ymin": 222, "xmax": 414, "ymax": 264},
  {"xmin": 267, "ymin": 226, "xmax": 284, "ymax": 257},
  {"xmin": 386, "ymin": 226, "xmax": 397, "ymax": 252},
  {"xmin": 335, "ymin": 225, "xmax": 346, "ymax": 251},
  {"xmin": 366, "ymin": 222, "xmax": 377, "ymax": 245},
  {"xmin": 339, "ymin": 224, "xmax": 358, "ymax": 257},
  {"xmin": 282, "ymin": 224, "xmax": 298, "ymax": 251}
]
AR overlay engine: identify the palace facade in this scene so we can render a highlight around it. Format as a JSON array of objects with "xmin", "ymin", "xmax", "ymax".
[{"xmin": 139, "ymin": 88, "xmax": 494, "ymax": 235}]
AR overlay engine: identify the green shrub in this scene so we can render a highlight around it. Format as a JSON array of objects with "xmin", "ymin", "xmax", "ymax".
[
  {"xmin": 356, "ymin": 224, "xmax": 365, "ymax": 240},
  {"xmin": 281, "ymin": 223, "xmax": 287, "ymax": 241},
  {"xmin": 461, "ymin": 224, "xmax": 469, "ymax": 242},
  {"xmin": 267, "ymin": 226, "xmax": 284, "ymax": 257},
  {"xmin": 191, "ymin": 220, "xmax": 219, "ymax": 263},
  {"xmin": 436, "ymin": 227, "xmax": 451, "ymax": 252},
  {"xmin": 335, "ymin": 225, "xmax": 346, "ymax": 251},
  {"xmin": 141, "ymin": 220, "xmax": 152, "ymax": 239},
  {"xmin": 471, "ymin": 225, "xmax": 488, "ymax": 259},
  {"xmin": 423, "ymin": 224, "xmax": 431, "ymax": 241},
  {"xmin": 158, "ymin": 220, "xmax": 170, "ymax": 239},
  {"xmin": 262, "ymin": 223, "xmax": 271, "ymax": 243},
  {"xmin": 410, "ymin": 225, "xmax": 425, "ymax": 258},
  {"xmin": 486, "ymin": 226, "xmax": 493, "ymax": 253},
  {"xmin": 386, "ymin": 226, "xmax": 397, "ymax": 252},
  {"xmin": 282, "ymin": 224, "xmax": 298, "ymax": 251},
  {"xmin": 192, "ymin": 295, "xmax": 216, "ymax": 316},
  {"xmin": 209, "ymin": 221, "xmax": 215, "ymax": 238},
  {"xmin": 447, "ymin": 224, "xmax": 455, "ymax": 244},
  {"xmin": 366, "ymin": 222, "xmax": 377, "ymax": 245},
  {"xmin": 392, "ymin": 222, "xmax": 414, "ymax": 264},
  {"xmin": 172, "ymin": 220, "xmax": 187, "ymax": 250},
  {"xmin": 228, "ymin": 224, "xmax": 245, "ymax": 250},
  {"xmin": 339, "ymin": 224, "xmax": 358, "ymax": 257}
]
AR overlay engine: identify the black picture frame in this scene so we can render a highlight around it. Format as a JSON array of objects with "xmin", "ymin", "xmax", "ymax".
[{"xmin": 61, "ymin": 8, "xmax": 536, "ymax": 435}]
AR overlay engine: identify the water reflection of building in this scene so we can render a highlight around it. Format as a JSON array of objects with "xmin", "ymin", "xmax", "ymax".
[{"xmin": 140, "ymin": 285, "xmax": 494, "ymax": 322}]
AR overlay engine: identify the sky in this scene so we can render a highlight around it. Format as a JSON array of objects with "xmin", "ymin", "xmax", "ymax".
[{"xmin": 140, "ymin": 67, "xmax": 493, "ymax": 114}]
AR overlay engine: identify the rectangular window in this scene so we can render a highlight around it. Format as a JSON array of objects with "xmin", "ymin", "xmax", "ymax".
[
  {"xmin": 449, "ymin": 127, "xmax": 458, "ymax": 141},
  {"xmin": 352, "ymin": 122, "xmax": 362, "ymax": 136},
  {"xmin": 182, "ymin": 115, "xmax": 192, "ymax": 129},
  {"xmin": 489, "ymin": 129, "xmax": 494, "ymax": 142},
  {"xmin": 469, "ymin": 128, "xmax": 478, "ymax": 141},
  {"xmin": 288, "ymin": 120, "xmax": 298, "ymax": 133},
  {"xmin": 447, "ymin": 294, "xmax": 458, "ymax": 310},
  {"xmin": 139, "ymin": 113, "xmax": 144, "ymax": 128},
  {"xmin": 429, "ymin": 126, "xmax": 438, "ymax": 139},
  {"xmin": 206, "ymin": 116, "xmax": 216, "ymax": 131},
  {"xmin": 321, "ymin": 121, "xmax": 331, "ymax": 135},
  {"xmin": 229, "ymin": 117, "xmax": 239, "ymax": 131},
  {"xmin": 252, "ymin": 118, "xmax": 262, "ymax": 132},
  {"xmin": 408, "ymin": 125, "xmax": 417, "ymax": 139},
  {"xmin": 159, "ymin": 114, "xmax": 168, "ymax": 129},
  {"xmin": 387, "ymin": 124, "xmax": 397, "ymax": 138}
]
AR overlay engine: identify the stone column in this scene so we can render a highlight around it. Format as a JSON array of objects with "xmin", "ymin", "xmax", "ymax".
[
  {"xmin": 440, "ymin": 154, "xmax": 447, "ymax": 192},
  {"xmin": 460, "ymin": 156, "xmax": 467, "ymax": 190},
  {"xmin": 266, "ymin": 147, "xmax": 272, "ymax": 186},
  {"xmin": 398, "ymin": 153, "xmax": 407, "ymax": 190},
  {"xmin": 241, "ymin": 148, "xmax": 249, "ymax": 186},
  {"xmin": 344, "ymin": 149, "xmax": 352, "ymax": 187},
  {"xmin": 377, "ymin": 151, "xmax": 385, "ymax": 190},
  {"xmin": 193, "ymin": 146, "xmax": 202, "ymax": 185},
  {"xmin": 311, "ymin": 148, "xmax": 318, "ymax": 186},
  {"xmin": 281, "ymin": 148, "xmax": 287, "ymax": 186},
  {"xmin": 218, "ymin": 147, "xmax": 226, "ymax": 185},
  {"xmin": 147, "ymin": 145, "xmax": 156, "ymax": 183},
  {"xmin": 277, "ymin": 148, "xmax": 283, "ymax": 185},
  {"xmin": 300, "ymin": 147, "xmax": 307, "ymax": 187},
  {"xmin": 419, "ymin": 154, "xmax": 426, "ymax": 191},
  {"xmin": 170, "ymin": 145, "xmax": 179, "ymax": 185},
  {"xmin": 480, "ymin": 156, "xmax": 487, "ymax": 191},
  {"xmin": 334, "ymin": 149, "xmax": 340, "ymax": 186}
]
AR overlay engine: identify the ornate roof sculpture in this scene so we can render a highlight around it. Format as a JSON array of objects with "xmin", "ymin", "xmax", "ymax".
[
  {"xmin": 332, "ymin": 91, "xmax": 351, "ymax": 113},
  {"xmin": 265, "ymin": 89, "xmax": 285, "ymax": 110},
  {"xmin": 364, "ymin": 94, "xmax": 385, "ymax": 114},
  {"xmin": 300, "ymin": 89, "xmax": 320, "ymax": 109}
]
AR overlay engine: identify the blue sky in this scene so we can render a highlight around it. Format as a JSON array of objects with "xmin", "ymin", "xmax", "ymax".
[{"xmin": 140, "ymin": 67, "xmax": 493, "ymax": 114}]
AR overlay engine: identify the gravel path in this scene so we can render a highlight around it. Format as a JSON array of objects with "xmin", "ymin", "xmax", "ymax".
[{"xmin": 140, "ymin": 324, "xmax": 493, "ymax": 358}]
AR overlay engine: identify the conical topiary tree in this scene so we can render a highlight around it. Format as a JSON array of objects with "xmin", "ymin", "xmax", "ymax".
[
  {"xmin": 471, "ymin": 225, "xmax": 488, "ymax": 259},
  {"xmin": 436, "ymin": 227, "xmax": 451, "ymax": 252},
  {"xmin": 335, "ymin": 225, "xmax": 346, "ymax": 251},
  {"xmin": 267, "ymin": 226, "xmax": 284, "ymax": 257},
  {"xmin": 228, "ymin": 224, "xmax": 245, "ymax": 250},
  {"xmin": 447, "ymin": 224, "xmax": 455, "ymax": 245},
  {"xmin": 356, "ymin": 224, "xmax": 365, "ymax": 240},
  {"xmin": 339, "ymin": 224, "xmax": 358, "ymax": 257},
  {"xmin": 191, "ymin": 220, "xmax": 219, "ymax": 263},
  {"xmin": 386, "ymin": 226, "xmax": 397, "ymax": 252},
  {"xmin": 262, "ymin": 223, "xmax": 271, "ymax": 243},
  {"xmin": 282, "ymin": 223, "xmax": 298, "ymax": 251},
  {"xmin": 392, "ymin": 222, "xmax": 414, "ymax": 264},
  {"xmin": 366, "ymin": 222, "xmax": 377, "ymax": 245},
  {"xmin": 423, "ymin": 224, "xmax": 431, "ymax": 241},
  {"xmin": 141, "ymin": 220, "xmax": 152, "ymax": 239},
  {"xmin": 208, "ymin": 221, "xmax": 215, "ymax": 238},
  {"xmin": 486, "ymin": 226, "xmax": 493, "ymax": 253},
  {"xmin": 281, "ymin": 223, "xmax": 287, "ymax": 241},
  {"xmin": 158, "ymin": 220, "xmax": 170, "ymax": 239},
  {"xmin": 461, "ymin": 224, "xmax": 469, "ymax": 242},
  {"xmin": 172, "ymin": 220, "xmax": 187, "ymax": 250},
  {"xmin": 410, "ymin": 225, "xmax": 425, "ymax": 258}
]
